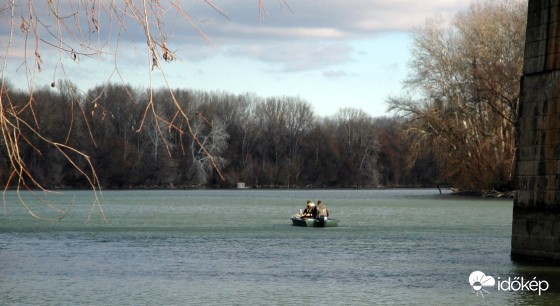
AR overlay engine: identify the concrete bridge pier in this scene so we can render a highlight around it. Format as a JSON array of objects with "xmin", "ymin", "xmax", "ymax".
[{"xmin": 512, "ymin": 0, "xmax": 560, "ymax": 262}]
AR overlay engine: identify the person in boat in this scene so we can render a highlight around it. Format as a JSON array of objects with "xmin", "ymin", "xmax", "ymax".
[
  {"xmin": 315, "ymin": 200, "xmax": 329, "ymax": 220},
  {"xmin": 302, "ymin": 200, "xmax": 316, "ymax": 218}
]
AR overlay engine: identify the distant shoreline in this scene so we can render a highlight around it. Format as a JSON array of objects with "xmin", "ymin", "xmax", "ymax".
[{"xmin": 2, "ymin": 185, "xmax": 514, "ymax": 198}]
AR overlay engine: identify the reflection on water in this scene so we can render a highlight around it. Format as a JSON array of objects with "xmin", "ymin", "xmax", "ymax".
[{"xmin": 1, "ymin": 189, "xmax": 559, "ymax": 305}]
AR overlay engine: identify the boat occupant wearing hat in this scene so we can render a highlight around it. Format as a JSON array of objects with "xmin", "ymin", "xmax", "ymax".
[{"xmin": 302, "ymin": 200, "xmax": 316, "ymax": 218}]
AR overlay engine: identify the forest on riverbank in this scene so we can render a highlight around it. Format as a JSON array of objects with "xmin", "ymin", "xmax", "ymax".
[{"xmin": 1, "ymin": 83, "xmax": 433, "ymax": 189}]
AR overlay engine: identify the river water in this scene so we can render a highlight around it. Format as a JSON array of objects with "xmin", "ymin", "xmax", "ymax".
[{"xmin": 1, "ymin": 189, "xmax": 560, "ymax": 305}]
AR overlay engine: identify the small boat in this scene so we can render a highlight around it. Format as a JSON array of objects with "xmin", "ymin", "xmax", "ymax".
[{"xmin": 291, "ymin": 214, "xmax": 339, "ymax": 227}]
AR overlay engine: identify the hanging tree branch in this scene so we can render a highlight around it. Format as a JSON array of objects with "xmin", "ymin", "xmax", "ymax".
[{"xmin": 0, "ymin": 0, "xmax": 282, "ymax": 221}]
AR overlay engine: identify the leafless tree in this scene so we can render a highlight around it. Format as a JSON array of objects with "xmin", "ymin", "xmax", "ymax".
[
  {"xmin": 330, "ymin": 108, "xmax": 380, "ymax": 186},
  {"xmin": 190, "ymin": 117, "xmax": 229, "ymax": 186},
  {"xmin": 388, "ymin": 0, "xmax": 526, "ymax": 191},
  {"xmin": 0, "ymin": 1, "xmax": 281, "ymax": 220},
  {"xmin": 252, "ymin": 97, "xmax": 314, "ymax": 186}
]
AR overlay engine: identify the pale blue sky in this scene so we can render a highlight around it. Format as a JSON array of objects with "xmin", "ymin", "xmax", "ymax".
[
  {"xmin": 3, "ymin": 0, "xmax": 471, "ymax": 118},
  {"xmin": 144, "ymin": 32, "xmax": 412, "ymax": 117}
]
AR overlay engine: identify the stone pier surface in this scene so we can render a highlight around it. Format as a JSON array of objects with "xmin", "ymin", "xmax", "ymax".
[{"xmin": 512, "ymin": 0, "xmax": 560, "ymax": 262}]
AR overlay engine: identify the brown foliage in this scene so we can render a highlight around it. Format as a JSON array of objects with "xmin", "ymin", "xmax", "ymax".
[{"xmin": 388, "ymin": 0, "xmax": 527, "ymax": 191}]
